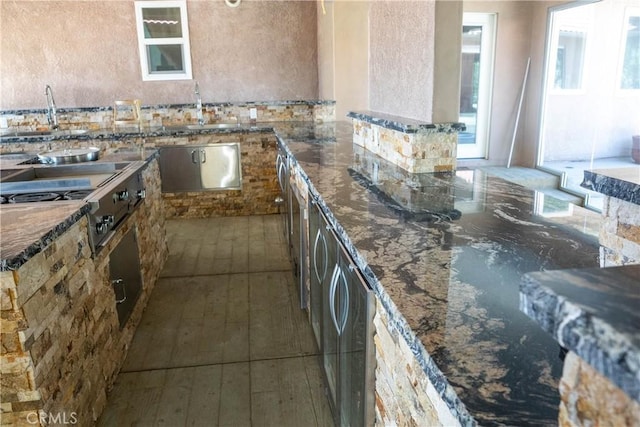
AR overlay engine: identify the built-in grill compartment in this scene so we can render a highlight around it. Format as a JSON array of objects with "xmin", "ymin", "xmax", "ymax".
[
  {"xmin": 0, "ymin": 160, "xmax": 147, "ymax": 254},
  {"xmin": 86, "ymin": 163, "xmax": 146, "ymax": 254}
]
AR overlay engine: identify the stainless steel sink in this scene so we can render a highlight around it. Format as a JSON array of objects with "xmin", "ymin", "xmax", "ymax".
[
  {"xmin": 1, "ymin": 162, "xmax": 132, "ymax": 182},
  {"xmin": 0, "ymin": 162, "xmax": 137, "ymax": 194}
]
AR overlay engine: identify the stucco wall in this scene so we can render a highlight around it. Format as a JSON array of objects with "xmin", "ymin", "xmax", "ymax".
[
  {"xmin": 369, "ymin": 1, "xmax": 436, "ymax": 121},
  {"xmin": 0, "ymin": 0, "xmax": 318, "ymax": 110}
]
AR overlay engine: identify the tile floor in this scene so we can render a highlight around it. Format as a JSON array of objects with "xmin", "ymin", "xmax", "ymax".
[{"xmin": 98, "ymin": 215, "xmax": 334, "ymax": 427}]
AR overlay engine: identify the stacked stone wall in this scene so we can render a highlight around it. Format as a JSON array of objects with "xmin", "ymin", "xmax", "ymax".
[
  {"xmin": 559, "ymin": 351, "xmax": 640, "ymax": 427},
  {"xmin": 0, "ymin": 159, "xmax": 168, "ymax": 426},
  {"xmin": 373, "ymin": 300, "xmax": 460, "ymax": 427},
  {"xmin": 600, "ymin": 196, "xmax": 640, "ymax": 266},
  {"xmin": 352, "ymin": 119, "xmax": 457, "ymax": 173}
]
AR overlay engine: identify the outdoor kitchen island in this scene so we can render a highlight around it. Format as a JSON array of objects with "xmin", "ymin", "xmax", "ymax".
[
  {"xmin": 274, "ymin": 120, "xmax": 605, "ymax": 426},
  {"xmin": 0, "ymin": 149, "xmax": 168, "ymax": 425}
]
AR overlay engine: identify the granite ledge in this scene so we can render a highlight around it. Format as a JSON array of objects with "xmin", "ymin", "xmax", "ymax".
[
  {"xmin": 0, "ymin": 201, "xmax": 91, "ymax": 271},
  {"xmin": 347, "ymin": 110, "xmax": 465, "ymax": 134},
  {"xmin": 581, "ymin": 167, "xmax": 640, "ymax": 205},
  {"xmin": 520, "ymin": 265, "xmax": 640, "ymax": 402},
  {"xmin": 0, "ymin": 124, "xmax": 277, "ymax": 144},
  {"xmin": 0, "ymin": 99, "xmax": 335, "ymax": 116}
]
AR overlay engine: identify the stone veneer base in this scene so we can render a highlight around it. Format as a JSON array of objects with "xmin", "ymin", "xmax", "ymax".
[
  {"xmin": 560, "ymin": 351, "xmax": 640, "ymax": 427},
  {"xmin": 600, "ymin": 196, "xmax": 640, "ymax": 266},
  {"xmin": 350, "ymin": 115, "xmax": 459, "ymax": 173},
  {"xmin": 0, "ymin": 159, "xmax": 168, "ymax": 426}
]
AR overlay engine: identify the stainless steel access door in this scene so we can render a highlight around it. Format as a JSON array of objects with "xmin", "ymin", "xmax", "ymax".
[
  {"xmin": 200, "ymin": 143, "xmax": 242, "ymax": 190},
  {"xmin": 109, "ymin": 228, "xmax": 143, "ymax": 329},
  {"xmin": 321, "ymin": 221, "xmax": 376, "ymax": 427},
  {"xmin": 159, "ymin": 143, "xmax": 242, "ymax": 192}
]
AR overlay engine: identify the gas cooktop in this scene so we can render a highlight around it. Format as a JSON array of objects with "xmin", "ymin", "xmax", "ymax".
[{"xmin": 0, "ymin": 161, "xmax": 147, "ymax": 254}]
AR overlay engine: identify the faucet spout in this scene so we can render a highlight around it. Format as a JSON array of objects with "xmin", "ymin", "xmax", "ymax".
[
  {"xmin": 195, "ymin": 81, "xmax": 204, "ymax": 126},
  {"xmin": 45, "ymin": 85, "xmax": 59, "ymax": 130}
]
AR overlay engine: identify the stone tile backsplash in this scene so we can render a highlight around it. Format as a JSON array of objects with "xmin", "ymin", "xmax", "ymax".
[{"xmin": 0, "ymin": 101, "xmax": 336, "ymax": 132}]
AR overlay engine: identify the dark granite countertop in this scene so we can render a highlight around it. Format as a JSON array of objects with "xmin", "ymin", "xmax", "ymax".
[
  {"xmin": 0, "ymin": 123, "xmax": 276, "ymax": 144},
  {"xmin": 0, "ymin": 99, "xmax": 335, "ymax": 116},
  {"xmin": 521, "ymin": 265, "xmax": 640, "ymax": 403},
  {"xmin": 0, "ymin": 201, "xmax": 90, "ymax": 271},
  {"xmin": 581, "ymin": 166, "xmax": 640, "ymax": 205},
  {"xmin": 347, "ymin": 110, "xmax": 465, "ymax": 134},
  {"xmin": 274, "ymin": 121, "xmax": 603, "ymax": 426}
]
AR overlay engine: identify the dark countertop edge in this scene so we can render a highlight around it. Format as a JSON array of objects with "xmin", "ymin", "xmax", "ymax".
[
  {"xmin": 347, "ymin": 110, "xmax": 466, "ymax": 134},
  {"xmin": 275, "ymin": 134, "xmax": 478, "ymax": 426},
  {"xmin": 0, "ymin": 203, "xmax": 91, "ymax": 271},
  {"xmin": 0, "ymin": 124, "xmax": 279, "ymax": 144},
  {"xmin": 0, "ymin": 100, "xmax": 336, "ymax": 116},
  {"xmin": 520, "ymin": 266, "xmax": 640, "ymax": 403},
  {"xmin": 581, "ymin": 170, "xmax": 640, "ymax": 205}
]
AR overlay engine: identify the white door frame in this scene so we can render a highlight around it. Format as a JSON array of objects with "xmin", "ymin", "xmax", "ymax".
[{"xmin": 458, "ymin": 12, "xmax": 496, "ymax": 159}]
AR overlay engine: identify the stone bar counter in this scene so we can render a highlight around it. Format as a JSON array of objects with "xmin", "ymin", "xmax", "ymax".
[
  {"xmin": 274, "ymin": 121, "xmax": 604, "ymax": 425},
  {"xmin": 521, "ymin": 266, "xmax": 640, "ymax": 425},
  {"xmin": 347, "ymin": 111, "xmax": 465, "ymax": 173},
  {"xmin": 582, "ymin": 166, "xmax": 640, "ymax": 265}
]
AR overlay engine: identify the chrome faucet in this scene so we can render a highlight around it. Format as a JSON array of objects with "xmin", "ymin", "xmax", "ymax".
[
  {"xmin": 195, "ymin": 81, "xmax": 204, "ymax": 126},
  {"xmin": 45, "ymin": 85, "xmax": 59, "ymax": 130}
]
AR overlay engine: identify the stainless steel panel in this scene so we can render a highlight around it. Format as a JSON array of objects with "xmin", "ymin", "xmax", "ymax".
[
  {"xmin": 158, "ymin": 146, "xmax": 202, "ymax": 192},
  {"xmin": 316, "ymin": 212, "xmax": 376, "ymax": 427},
  {"xmin": 290, "ymin": 182, "xmax": 308, "ymax": 310},
  {"xmin": 109, "ymin": 228, "xmax": 143, "ymax": 328},
  {"xmin": 200, "ymin": 143, "xmax": 242, "ymax": 190}
]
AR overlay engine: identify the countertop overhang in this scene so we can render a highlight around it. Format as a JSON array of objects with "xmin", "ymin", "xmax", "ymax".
[{"xmin": 521, "ymin": 265, "xmax": 640, "ymax": 402}]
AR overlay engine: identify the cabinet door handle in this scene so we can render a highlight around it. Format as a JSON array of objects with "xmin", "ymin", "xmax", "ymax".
[
  {"xmin": 313, "ymin": 229, "xmax": 322, "ymax": 283},
  {"xmin": 338, "ymin": 269, "xmax": 349, "ymax": 335},
  {"xmin": 112, "ymin": 278, "xmax": 126, "ymax": 304},
  {"xmin": 191, "ymin": 150, "xmax": 198, "ymax": 164},
  {"xmin": 200, "ymin": 149, "xmax": 206, "ymax": 163},
  {"xmin": 313, "ymin": 230, "xmax": 329, "ymax": 283},
  {"xmin": 329, "ymin": 264, "xmax": 340, "ymax": 335}
]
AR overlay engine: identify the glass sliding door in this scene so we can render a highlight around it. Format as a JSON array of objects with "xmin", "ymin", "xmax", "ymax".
[
  {"xmin": 538, "ymin": 0, "xmax": 640, "ymax": 211},
  {"xmin": 458, "ymin": 13, "xmax": 496, "ymax": 159}
]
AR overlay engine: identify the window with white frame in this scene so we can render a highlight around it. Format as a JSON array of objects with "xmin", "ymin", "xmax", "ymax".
[
  {"xmin": 554, "ymin": 28, "xmax": 587, "ymax": 90},
  {"xmin": 134, "ymin": 0, "xmax": 192, "ymax": 81},
  {"xmin": 620, "ymin": 10, "xmax": 640, "ymax": 90}
]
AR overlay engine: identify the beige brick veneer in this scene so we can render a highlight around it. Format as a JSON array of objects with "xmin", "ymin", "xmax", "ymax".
[
  {"xmin": 352, "ymin": 119, "xmax": 457, "ymax": 174},
  {"xmin": 599, "ymin": 196, "xmax": 640, "ymax": 266},
  {"xmin": 373, "ymin": 299, "xmax": 460, "ymax": 427},
  {"xmin": 559, "ymin": 351, "xmax": 640, "ymax": 427},
  {"xmin": 0, "ymin": 159, "xmax": 167, "ymax": 426}
]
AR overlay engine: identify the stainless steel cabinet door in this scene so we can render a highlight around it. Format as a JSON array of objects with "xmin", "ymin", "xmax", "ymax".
[
  {"xmin": 336, "ymin": 246, "xmax": 375, "ymax": 427},
  {"xmin": 158, "ymin": 143, "xmax": 242, "ymax": 192},
  {"xmin": 158, "ymin": 146, "xmax": 203, "ymax": 192},
  {"xmin": 109, "ymin": 228, "xmax": 143, "ymax": 328},
  {"xmin": 200, "ymin": 143, "xmax": 242, "ymax": 190}
]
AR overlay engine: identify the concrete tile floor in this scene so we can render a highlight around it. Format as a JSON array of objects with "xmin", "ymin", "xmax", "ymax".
[{"xmin": 98, "ymin": 215, "xmax": 333, "ymax": 427}]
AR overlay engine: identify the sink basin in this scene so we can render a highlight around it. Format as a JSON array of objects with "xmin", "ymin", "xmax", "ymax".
[
  {"xmin": 1, "ymin": 162, "xmax": 132, "ymax": 182},
  {"xmin": 0, "ymin": 129, "xmax": 89, "ymax": 138},
  {"xmin": 0, "ymin": 162, "xmax": 136, "ymax": 195},
  {"xmin": 162, "ymin": 123, "xmax": 240, "ymax": 132}
]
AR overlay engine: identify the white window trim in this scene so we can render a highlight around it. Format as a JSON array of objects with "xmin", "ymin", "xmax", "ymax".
[
  {"xmin": 548, "ymin": 24, "xmax": 589, "ymax": 95},
  {"xmin": 617, "ymin": 7, "xmax": 640, "ymax": 93},
  {"xmin": 134, "ymin": 0, "xmax": 193, "ymax": 81}
]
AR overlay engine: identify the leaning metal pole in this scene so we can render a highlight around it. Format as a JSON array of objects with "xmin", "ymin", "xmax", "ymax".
[{"xmin": 507, "ymin": 57, "xmax": 531, "ymax": 168}]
